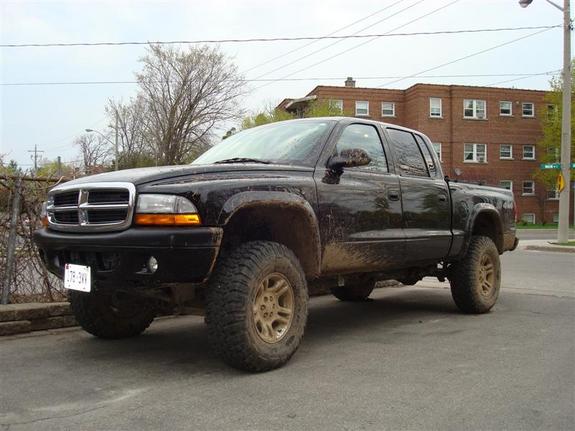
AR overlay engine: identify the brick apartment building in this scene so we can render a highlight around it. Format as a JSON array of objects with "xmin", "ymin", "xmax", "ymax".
[{"xmin": 278, "ymin": 78, "xmax": 573, "ymax": 224}]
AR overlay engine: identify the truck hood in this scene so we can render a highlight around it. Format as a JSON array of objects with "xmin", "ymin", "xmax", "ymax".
[{"xmin": 61, "ymin": 163, "xmax": 313, "ymax": 187}]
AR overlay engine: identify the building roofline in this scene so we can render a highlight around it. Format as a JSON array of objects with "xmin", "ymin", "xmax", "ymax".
[{"xmin": 306, "ymin": 82, "xmax": 549, "ymax": 94}]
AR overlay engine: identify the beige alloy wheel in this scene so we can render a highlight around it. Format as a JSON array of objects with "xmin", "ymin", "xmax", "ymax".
[
  {"xmin": 478, "ymin": 254, "xmax": 495, "ymax": 297},
  {"xmin": 252, "ymin": 273, "xmax": 294, "ymax": 344}
]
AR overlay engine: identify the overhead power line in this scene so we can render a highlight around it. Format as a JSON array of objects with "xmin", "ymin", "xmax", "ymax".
[
  {"xmin": 254, "ymin": 0, "xmax": 463, "ymax": 91},
  {"xmin": 242, "ymin": 0, "xmax": 408, "ymax": 74},
  {"xmin": 0, "ymin": 25, "xmax": 560, "ymax": 48},
  {"xmin": 0, "ymin": 71, "xmax": 560, "ymax": 87},
  {"xmin": 378, "ymin": 26, "xmax": 558, "ymax": 87},
  {"xmin": 250, "ymin": 0, "xmax": 424, "ymax": 81}
]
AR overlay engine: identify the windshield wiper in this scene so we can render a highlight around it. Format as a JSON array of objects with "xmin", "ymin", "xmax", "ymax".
[{"xmin": 214, "ymin": 157, "xmax": 271, "ymax": 164}]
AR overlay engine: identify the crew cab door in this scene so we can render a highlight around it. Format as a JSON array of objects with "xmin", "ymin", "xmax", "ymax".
[
  {"xmin": 314, "ymin": 122, "xmax": 404, "ymax": 275},
  {"xmin": 384, "ymin": 128, "xmax": 451, "ymax": 264}
]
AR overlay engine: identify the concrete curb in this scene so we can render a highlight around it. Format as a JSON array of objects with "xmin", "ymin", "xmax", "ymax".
[
  {"xmin": 524, "ymin": 245, "xmax": 575, "ymax": 253},
  {"xmin": 0, "ymin": 302, "xmax": 76, "ymax": 336}
]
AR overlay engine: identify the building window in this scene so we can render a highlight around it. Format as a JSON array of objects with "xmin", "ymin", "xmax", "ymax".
[
  {"xmin": 521, "ymin": 213, "xmax": 536, "ymax": 224},
  {"xmin": 464, "ymin": 143, "xmax": 487, "ymax": 163},
  {"xmin": 432, "ymin": 143, "xmax": 442, "ymax": 162},
  {"xmin": 429, "ymin": 98, "xmax": 442, "ymax": 117},
  {"xmin": 553, "ymin": 213, "xmax": 559, "ymax": 223},
  {"xmin": 500, "ymin": 144, "xmax": 513, "ymax": 160},
  {"xmin": 500, "ymin": 180, "xmax": 513, "ymax": 191},
  {"xmin": 463, "ymin": 99, "xmax": 486, "ymax": 119},
  {"xmin": 547, "ymin": 104, "xmax": 557, "ymax": 120},
  {"xmin": 523, "ymin": 145, "xmax": 535, "ymax": 160},
  {"xmin": 500, "ymin": 101, "xmax": 513, "ymax": 116},
  {"xmin": 547, "ymin": 187, "xmax": 560, "ymax": 200},
  {"xmin": 522, "ymin": 102, "xmax": 535, "ymax": 117},
  {"xmin": 355, "ymin": 101, "xmax": 369, "ymax": 116},
  {"xmin": 381, "ymin": 102, "xmax": 395, "ymax": 117},
  {"xmin": 522, "ymin": 181, "xmax": 535, "ymax": 195},
  {"xmin": 329, "ymin": 99, "xmax": 343, "ymax": 113}
]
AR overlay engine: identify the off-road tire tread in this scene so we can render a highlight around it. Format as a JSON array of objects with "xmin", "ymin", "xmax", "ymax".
[
  {"xmin": 69, "ymin": 291, "xmax": 155, "ymax": 339},
  {"xmin": 206, "ymin": 241, "xmax": 307, "ymax": 372},
  {"xmin": 449, "ymin": 235, "xmax": 501, "ymax": 314}
]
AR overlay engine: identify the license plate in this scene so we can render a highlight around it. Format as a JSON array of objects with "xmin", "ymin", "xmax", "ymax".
[{"xmin": 64, "ymin": 264, "xmax": 91, "ymax": 292}]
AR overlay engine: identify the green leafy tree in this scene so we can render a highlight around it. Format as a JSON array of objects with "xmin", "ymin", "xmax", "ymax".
[
  {"xmin": 534, "ymin": 61, "xmax": 575, "ymax": 188},
  {"xmin": 241, "ymin": 99, "xmax": 352, "ymax": 130}
]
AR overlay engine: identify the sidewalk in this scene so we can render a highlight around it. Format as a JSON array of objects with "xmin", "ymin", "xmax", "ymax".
[{"xmin": 518, "ymin": 239, "xmax": 575, "ymax": 254}]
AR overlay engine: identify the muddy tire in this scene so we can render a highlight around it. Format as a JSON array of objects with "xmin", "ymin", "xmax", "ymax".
[
  {"xmin": 69, "ymin": 290, "xmax": 155, "ymax": 339},
  {"xmin": 331, "ymin": 282, "xmax": 375, "ymax": 302},
  {"xmin": 206, "ymin": 241, "xmax": 308, "ymax": 372},
  {"xmin": 449, "ymin": 236, "xmax": 501, "ymax": 314}
]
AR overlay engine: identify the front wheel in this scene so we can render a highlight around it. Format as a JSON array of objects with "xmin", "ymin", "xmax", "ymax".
[
  {"xmin": 206, "ymin": 241, "xmax": 308, "ymax": 372},
  {"xmin": 449, "ymin": 236, "xmax": 501, "ymax": 314},
  {"xmin": 69, "ymin": 290, "xmax": 156, "ymax": 339}
]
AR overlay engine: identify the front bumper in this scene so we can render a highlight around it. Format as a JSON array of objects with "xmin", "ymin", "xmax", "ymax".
[{"xmin": 34, "ymin": 227, "xmax": 223, "ymax": 285}]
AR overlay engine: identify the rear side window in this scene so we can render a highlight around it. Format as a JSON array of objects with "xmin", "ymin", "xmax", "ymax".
[
  {"xmin": 414, "ymin": 134, "xmax": 438, "ymax": 176},
  {"xmin": 334, "ymin": 124, "xmax": 388, "ymax": 173},
  {"xmin": 386, "ymin": 129, "xmax": 429, "ymax": 177}
]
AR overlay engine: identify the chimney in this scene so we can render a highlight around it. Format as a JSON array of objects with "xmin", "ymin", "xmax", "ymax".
[{"xmin": 344, "ymin": 77, "xmax": 356, "ymax": 88}]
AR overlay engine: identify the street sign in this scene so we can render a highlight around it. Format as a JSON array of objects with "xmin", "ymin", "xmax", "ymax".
[{"xmin": 540, "ymin": 162, "xmax": 561, "ymax": 169}]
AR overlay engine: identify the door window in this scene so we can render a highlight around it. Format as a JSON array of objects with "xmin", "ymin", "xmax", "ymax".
[
  {"xmin": 387, "ymin": 129, "xmax": 429, "ymax": 177},
  {"xmin": 334, "ymin": 124, "xmax": 388, "ymax": 173}
]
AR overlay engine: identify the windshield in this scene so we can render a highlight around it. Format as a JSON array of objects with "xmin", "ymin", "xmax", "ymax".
[{"xmin": 192, "ymin": 120, "xmax": 334, "ymax": 166}]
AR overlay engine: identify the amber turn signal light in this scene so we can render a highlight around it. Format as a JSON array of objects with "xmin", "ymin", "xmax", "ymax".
[
  {"xmin": 41, "ymin": 216, "xmax": 49, "ymax": 228},
  {"xmin": 135, "ymin": 213, "xmax": 201, "ymax": 226}
]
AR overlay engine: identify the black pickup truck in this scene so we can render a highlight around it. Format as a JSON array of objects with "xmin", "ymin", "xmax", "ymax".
[{"xmin": 35, "ymin": 117, "xmax": 518, "ymax": 371}]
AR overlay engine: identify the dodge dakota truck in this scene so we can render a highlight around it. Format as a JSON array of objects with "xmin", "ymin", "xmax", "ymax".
[{"xmin": 34, "ymin": 117, "xmax": 518, "ymax": 371}]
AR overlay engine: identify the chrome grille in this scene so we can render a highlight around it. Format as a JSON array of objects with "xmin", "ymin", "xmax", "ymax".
[{"xmin": 47, "ymin": 182, "xmax": 136, "ymax": 232}]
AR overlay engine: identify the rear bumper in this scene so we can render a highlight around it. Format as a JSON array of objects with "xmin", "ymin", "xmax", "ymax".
[{"xmin": 33, "ymin": 227, "xmax": 223, "ymax": 285}]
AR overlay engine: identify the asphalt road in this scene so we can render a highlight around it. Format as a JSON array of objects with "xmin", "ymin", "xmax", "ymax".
[{"xmin": 1, "ymin": 249, "xmax": 574, "ymax": 430}]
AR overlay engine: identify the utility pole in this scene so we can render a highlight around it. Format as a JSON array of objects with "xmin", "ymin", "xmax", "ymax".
[
  {"xmin": 557, "ymin": 0, "xmax": 572, "ymax": 243},
  {"xmin": 114, "ymin": 111, "xmax": 119, "ymax": 171},
  {"xmin": 519, "ymin": 0, "xmax": 572, "ymax": 242},
  {"xmin": 27, "ymin": 144, "xmax": 44, "ymax": 176},
  {"xmin": 57, "ymin": 156, "xmax": 62, "ymax": 177}
]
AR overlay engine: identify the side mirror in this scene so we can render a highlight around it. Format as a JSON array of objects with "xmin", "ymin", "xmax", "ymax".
[{"xmin": 328, "ymin": 148, "xmax": 371, "ymax": 172}]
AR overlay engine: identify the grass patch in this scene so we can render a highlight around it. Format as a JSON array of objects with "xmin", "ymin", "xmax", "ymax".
[{"xmin": 550, "ymin": 241, "xmax": 575, "ymax": 247}]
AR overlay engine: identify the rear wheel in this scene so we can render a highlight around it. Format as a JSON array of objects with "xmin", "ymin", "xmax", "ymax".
[
  {"xmin": 69, "ymin": 290, "xmax": 155, "ymax": 339},
  {"xmin": 331, "ymin": 282, "xmax": 375, "ymax": 302},
  {"xmin": 206, "ymin": 241, "xmax": 308, "ymax": 372},
  {"xmin": 449, "ymin": 236, "xmax": 501, "ymax": 314}
]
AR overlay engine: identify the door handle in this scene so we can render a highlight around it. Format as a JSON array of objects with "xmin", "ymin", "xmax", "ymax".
[{"xmin": 388, "ymin": 190, "xmax": 400, "ymax": 201}]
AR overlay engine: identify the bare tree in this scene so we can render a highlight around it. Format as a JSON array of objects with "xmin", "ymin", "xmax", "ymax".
[
  {"xmin": 108, "ymin": 44, "xmax": 245, "ymax": 166},
  {"xmin": 75, "ymin": 133, "xmax": 111, "ymax": 175}
]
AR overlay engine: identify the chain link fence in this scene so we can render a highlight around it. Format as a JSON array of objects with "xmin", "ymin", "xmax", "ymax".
[{"xmin": 1, "ymin": 176, "xmax": 67, "ymax": 303}]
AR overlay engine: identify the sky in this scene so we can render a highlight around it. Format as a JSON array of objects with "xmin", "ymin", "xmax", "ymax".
[{"xmin": 0, "ymin": 0, "xmax": 572, "ymax": 170}]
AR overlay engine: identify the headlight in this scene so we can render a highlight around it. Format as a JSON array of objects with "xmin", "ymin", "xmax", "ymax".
[{"xmin": 135, "ymin": 194, "xmax": 201, "ymax": 226}]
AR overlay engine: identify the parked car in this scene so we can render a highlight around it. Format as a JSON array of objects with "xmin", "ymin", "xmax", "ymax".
[{"xmin": 34, "ymin": 117, "xmax": 518, "ymax": 371}]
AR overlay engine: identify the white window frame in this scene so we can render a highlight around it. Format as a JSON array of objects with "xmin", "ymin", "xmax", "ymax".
[
  {"xmin": 547, "ymin": 187, "xmax": 560, "ymax": 200},
  {"xmin": 464, "ymin": 143, "xmax": 487, "ymax": 163},
  {"xmin": 522, "ymin": 145, "xmax": 535, "ymax": 160},
  {"xmin": 355, "ymin": 101, "xmax": 369, "ymax": 116},
  {"xmin": 463, "ymin": 99, "xmax": 487, "ymax": 119},
  {"xmin": 499, "ymin": 101, "xmax": 513, "ymax": 116},
  {"xmin": 429, "ymin": 97, "xmax": 442, "ymax": 118},
  {"xmin": 381, "ymin": 102, "xmax": 395, "ymax": 117},
  {"xmin": 522, "ymin": 180, "xmax": 535, "ymax": 196},
  {"xmin": 522, "ymin": 102, "xmax": 535, "ymax": 118},
  {"xmin": 499, "ymin": 144, "xmax": 513, "ymax": 160},
  {"xmin": 499, "ymin": 180, "xmax": 513, "ymax": 191},
  {"xmin": 521, "ymin": 213, "xmax": 536, "ymax": 224},
  {"xmin": 432, "ymin": 143, "xmax": 442, "ymax": 162},
  {"xmin": 329, "ymin": 99, "xmax": 343, "ymax": 113}
]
